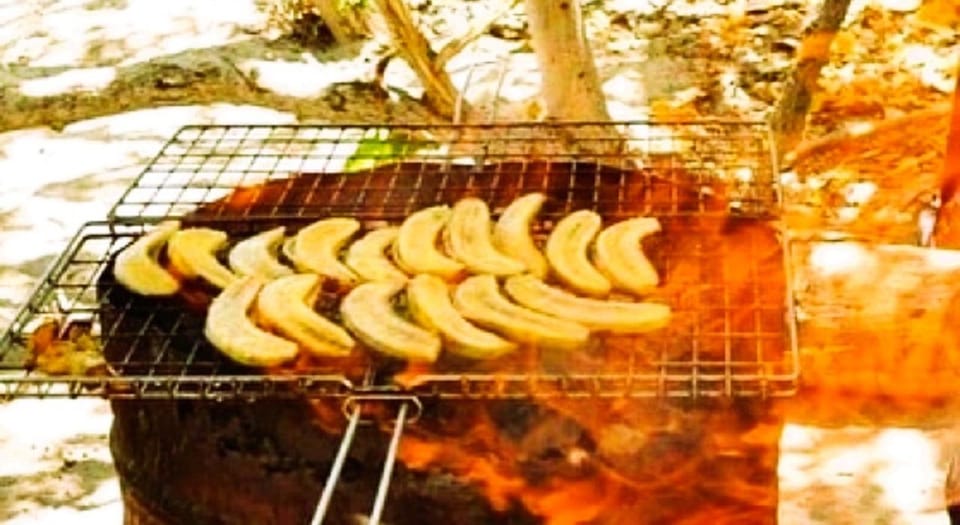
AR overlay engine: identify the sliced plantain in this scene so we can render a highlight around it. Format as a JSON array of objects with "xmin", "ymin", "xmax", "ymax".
[
  {"xmin": 407, "ymin": 274, "xmax": 517, "ymax": 359},
  {"xmin": 113, "ymin": 220, "xmax": 181, "ymax": 296},
  {"xmin": 204, "ymin": 276, "xmax": 299, "ymax": 367},
  {"xmin": 394, "ymin": 205, "xmax": 465, "ymax": 280},
  {"xmin": 290, "ymin": 218, "xmax": 360, "ymax": 284},
  {"xmin": 594, "ymin": 217, "xmax": 662, "ymax": 295},
  {"xmin": 281, "ymin": 236, "xmax": 297, "ymax": 265},
  {"xmin": 545, "ymin": 210, "xmax": 611, "ymax": 297},
  {"xmin": 504, "ymin": 274, "xmax": 671, "ymax": 333},
  {"xmin": 344, "ymin": 227, "xmax": 408, "ymax": 283},
  {"xmin": 257, "ymin": 274, "xmax": 355, "ymax": 357},
  {"xmin": 340, "ymin": 281, "xmax": 441, "ymax": 362},
  {"xmin": 444, "ymin": 197, "xmax": 526, "ymax": 276},
  {"xmin": 228, "ymin": 226, "xmax": 294, "ymax": 280},
  {"xmin": 493, "ymin": 192, "xmax": 549, "ymax": 279},
  {"xmin": 167, "ymin": 227, "xmax": 237, "ymax": 289},
  {"xmin": 452, "ymin": 275, "xmax": 589, "ymax": 350}
]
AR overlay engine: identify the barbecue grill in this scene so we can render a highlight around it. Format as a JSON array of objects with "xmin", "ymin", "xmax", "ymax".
[{"xmin": 0, "ymin": 120, "xmax": 796, "ymax": 524}]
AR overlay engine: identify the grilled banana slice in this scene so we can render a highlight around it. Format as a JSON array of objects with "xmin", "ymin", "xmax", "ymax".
[
  {"xmin": 504, "ymin": 274, "xmax": 671, "ymax": 333},
  {"xmin": 228, "ymin": 226, "xmax": 294, "ymax": 280},
  {"xmin": 444, "ymin": 198, "xmax": 526, "ymax": 276},
  {"xmin": 493, "ymin": 192, "xmax": 549, "ymax": 279},
  {"xmin": 394, "ymin": 206, "xmax": 465, "ymax": 280},
  {"xmin": 594, "ymin": 217, "xmax": 662, "ymax": 295},
  {"xmin": 546, "ymin": 210, "xmax": 611, "ymax": 297},
  {"xmin": 344, "ymin": 227, "xmax": 408, "ymax": 283},
  {"xmin": 281, "ymin": 237, "xmax": 297, "ymax": 265},
  {"xmin": 407, "ymin": 274, "xmax": 516, "ymax": 359},
  {"xmin": 290, "ymin": 218, "xmax": 360, "ymax": 284},
  {"xmin": 340, "ymin": 281, "xmax": 441, "ymax": 361},
  {"xmin": 257, "ymin": 274, "xmax": 355, "ymax": 357},
  {"xmin": 452, "ymin": 275, "xmax": 589, "ymax": 350},
  {"xmin": 113, "ymin": 220, "xmax": 181, "ymax": 296},
  {"xmin": 204, "ymin": 276, "xmax": 299, "ymax": 367},
  {"xmin": 167, "ymin": 227, "xmax": 237, "ymax": 289}
]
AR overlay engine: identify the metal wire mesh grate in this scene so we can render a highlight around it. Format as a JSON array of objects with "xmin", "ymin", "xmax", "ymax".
[
  {"xmin": 1, "ymin": 121, "xmax": 797, "ymax": 401},
  {"xmin": 109, "ymin": 121, "xmax": 779, "ymax": 221}
]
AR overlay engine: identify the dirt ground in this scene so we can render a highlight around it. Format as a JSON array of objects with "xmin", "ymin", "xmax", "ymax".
[{"xmin": 0, "ymin": 0, "xmax": 958, "ymax": 523}]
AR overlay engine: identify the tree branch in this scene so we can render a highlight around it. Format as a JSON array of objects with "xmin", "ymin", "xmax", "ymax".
[
  {"xmin": 312, "ymin": 0, "xmax": 370, "ymax": 44},
  {"xmin": 371, "ymin": 0, "xmax": 461, "ymax": 119},
  {"xmin": 769, "ymin": 0, "xmax": 852, "ymax": 160},
  {"xmin": 435, "ymin": 0, "xmax": 521, "ymax": 70}
]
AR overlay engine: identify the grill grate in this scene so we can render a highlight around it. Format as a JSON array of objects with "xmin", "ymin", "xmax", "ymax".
[{"xmin": 0, "ymin": 121, "xmax": 798, "ymax": 401}]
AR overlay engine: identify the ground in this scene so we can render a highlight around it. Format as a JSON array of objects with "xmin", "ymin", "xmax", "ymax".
[{"xmin": 0, "ymin": 0, "xmax": 958, "ymax": 523}]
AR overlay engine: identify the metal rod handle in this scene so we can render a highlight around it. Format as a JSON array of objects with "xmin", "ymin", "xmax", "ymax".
[
  {"xmin": 310, "ymin": 407, "xmax": 362, "ymax": 525},
  {"xmin": 368, "ymin": 401, "xmax": 410, "ymax": 525}
]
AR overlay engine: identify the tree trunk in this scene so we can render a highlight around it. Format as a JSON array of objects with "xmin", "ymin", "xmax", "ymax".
[
  {"xmin": 770, "ymin": 0, "xmax": 852, "ymax": 160},
  {"xmin": 524, "ymin": 0, "xmax": 611, "ymax": 122}
]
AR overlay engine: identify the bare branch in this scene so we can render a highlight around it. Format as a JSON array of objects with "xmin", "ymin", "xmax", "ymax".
[
  {"xmin": 435, "ymin": 0, "xmax": 522, "ymax": 70},
  {"xmin": 313, "ymin": 0, "xmax": 370, "ymax": 44},
  {"xmin": 769, "ymin": 0, "xmax": 853, "ymax": 160},
  {"xmin": 371, "ymin": 0, "xmax": 461, "ymax": 119}
]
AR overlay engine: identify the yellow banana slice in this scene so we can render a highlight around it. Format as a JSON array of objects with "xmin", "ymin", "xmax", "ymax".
[
  {"xmin": 407, "ymin": 274, "xmax": 517, "ymax": 359},
  {"xmin": 281, "ymin": 237, "xmax": 297, "ymax": 265},
  {"xmin": 290, "ymin": 218, "xmax": 360, "ymax": 284},
  {"xmin": 113, "ymin": 220, "xmax": 181, "ymax": 296},
  {"xmin": 493, "ymin": 192, "xmax": 549, "ymax": 279},
  {"xmin": 503, "ymin": 274, "xmax": 671, "ymax": 333},
  {"xmin": 546, "ymin": 210, "xmax": 611, "ymax": 297},
  {"xmin": 167, "ymin": 227, "xmax": 237, "ymax": 289},
  {"xmin": 394, "ymin": 205, "xmax": 465, "ymax": 280},
  {"xmin": 344, "ymin": 227, "xmax": 408, "ymax": 283},
  {"xmin": 594, "ymin": 217, "xmax": 662, "ymax": 295},
  {"xmin": 204, "ymin": 276, "xmax": 299, "ymax": 367},
  {"xmin": 340, "ymin": 281, "xmax": 441, "ymax": 362},
  {"xmin": 228, "ymin": 226, "xmax": 294, "ymax": 280},
  {"xmin": 444, "ymin": 197, "xmax": 526, "ymax": 276},
  {"xmin": 452, "ymin": 275, "xmax": 589, "ymax": 350},
  {"xmin": 257, "ymin": 274, "xmax": 355, "ymax": 357}
]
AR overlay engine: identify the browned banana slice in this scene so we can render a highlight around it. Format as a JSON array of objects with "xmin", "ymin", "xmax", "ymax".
[
  {"xmin": 113, "ymin": 220, "xmax": 181, "ymax": 296},
  {"xmin": 345, "ymin": 227, "xmax": 408, "ymax": 282},
  {"xmin": 452, "ymin": 275, "xmax": 589, "ymax": 350},
  {"xmin": 407, "ymin": 274, "xmax": 516, "ymax": 359},
  {"xmin": 290, "ymin": 218, "xmax": 360, "ymax": 284},
  {"xmin": 340, "ymin": 281, "xmax": 441, "ymax": 362},
  {"xmin": 444, "ymin": 197, "xmax": 526, "ymax": 276},
  {"xmin": 228, "ymin": 226, "xmax": 294, "ymax": 280},
  {"xmin": 257, "ymin": 274, "xmax": 355, "ymax": 357},
  {"xmin": 594, "ymin": 217, "xmax": 662, "ymax": 295},
  {"xmin": 545, "ymin": 210, "xmax": 611, "ymax": 297},
  {"xmin": 394, "ymin": 206, "xmax": 465, "ymax": 280},
  {"xmin": 503, "ymin": 274, "xmax": 671, "ymax": 333},
  {"xmin": 493, "ymin": 192, "xmax": 549, "ymax": 279},
  {"xmin": 167, "ymin": 227, "xmax": 237, "ymax": 289},
  {"xmin": 204, "ymin": 276, "xmax": 299, "ymax": 367}
]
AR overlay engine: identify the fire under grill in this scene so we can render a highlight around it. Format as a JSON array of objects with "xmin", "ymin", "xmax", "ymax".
[{"xmin": 0, "ymin": 121, "xmax": 798, "ymax": 524}]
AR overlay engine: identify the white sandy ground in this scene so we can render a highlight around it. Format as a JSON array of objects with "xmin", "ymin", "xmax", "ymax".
[{"xmin": 1, "ymin": 0, "xmax": 959, "ymax": 523}]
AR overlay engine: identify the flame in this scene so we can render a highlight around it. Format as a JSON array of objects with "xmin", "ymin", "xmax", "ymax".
[
  {"xmin": 392, "ymin": 397, "xmax": 784, "ymax": 524},
  {"xmin": 176, "ymin": 160, "xmax": 960, "ymax": 521}
]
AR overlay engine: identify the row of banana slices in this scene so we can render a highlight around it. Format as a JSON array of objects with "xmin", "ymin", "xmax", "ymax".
[{"xmin": 111, "ymin": 194, "xmax": 671, "ymax": 365}]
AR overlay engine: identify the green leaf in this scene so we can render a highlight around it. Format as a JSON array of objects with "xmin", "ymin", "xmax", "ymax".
[{"xmin": 343, "ymin": 129, "xmax": 439, "ymax": 172}]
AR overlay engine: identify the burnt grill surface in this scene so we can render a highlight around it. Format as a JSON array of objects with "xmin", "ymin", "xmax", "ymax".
[{"xmin": 0, "ymin": 122, "xmax": 795, "ymax": 401}]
